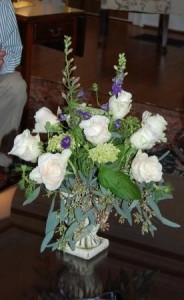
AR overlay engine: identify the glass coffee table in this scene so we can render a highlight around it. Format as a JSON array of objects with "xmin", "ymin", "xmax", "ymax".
[{"xmin": 0, "ymin": 174, "xmax": 184, "ymax": 299}]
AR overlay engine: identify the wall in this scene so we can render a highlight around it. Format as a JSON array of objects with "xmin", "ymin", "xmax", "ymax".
[{"xmin": 141, "ymin": 13, "xmax": 184, "ymax": 32}]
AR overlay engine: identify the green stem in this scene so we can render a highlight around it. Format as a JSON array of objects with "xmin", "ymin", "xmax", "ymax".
[{"xmin": 68, "ymin": 159, "xmax": 77, "ymax": 175}]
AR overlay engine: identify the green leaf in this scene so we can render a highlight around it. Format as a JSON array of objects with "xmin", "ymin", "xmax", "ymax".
[
  {"xmin": 147, "ymin": 198, "xmax": 180, "ymax": 228},
  {"xmin": 40, "ymin": 230, "xmax": 55, "ymax": 252},
  {"xmin": 60, "ymin": 198, "xmax": 66, "ymax": 222},
  {"xmin": 122, "ymin": 201, "xmax": 132, "ymax": 225},
  {"xmin": 161, "ymin": 217, "xmax": 180, "ymax": 228},
  {"xmin": 112, "ymin": 199, "xmax": 126, "ymax": 219},
  {"xmin": 23, "ymin": 186, "xmax": 41, "ymax": 205},
  {"xmin": 45, "ymin": 211, "xmax": 59, "ymax": 234},
  {"xmin": 98, "ymin": 165, "xmax": 141, "ymax": 201},
  {"xmin": 129, "ymin": 200, "xmax": 139, "ymax": 211},
  {"xmin": 147, "ymin": 198, "xmax": 164, "ymax": 222},
  {"xmin": 74, "ymin": 207, "xmax": 83, "ymax": 222}
]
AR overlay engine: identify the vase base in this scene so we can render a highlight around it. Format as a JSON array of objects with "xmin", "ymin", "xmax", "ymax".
[{"xmin": 64, "ymin": 237, "xmax": 109, "ymax": 260}]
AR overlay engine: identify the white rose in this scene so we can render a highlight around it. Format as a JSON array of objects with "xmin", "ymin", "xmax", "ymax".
[
  {"xmin": 8, "ymin": 129, "xmax": 41, "ymax": 162},
  {"xmin": 130, "ymin": 111, "xmax": 168, "ymax": 150},
  {"xmin": 130, "ymin": 125, "xmax": 158, "ymax": 150},
  {"xmin": 131, "ymin": 150, "xmax": 163, "ymax": 183},
  {"xmin": 33, "ymin": 107, "xmax": 59, "ymax": 133},
  {"xmin": 79, "ymin": 115, "xmax": 111, "ymax": 145},
  {"xmin": 142, "ymin": 111, "xmax": 167, "ymax": 143},
  {"xmin": 29, "ymin": 149, "xmax": 71, "ymax": 191},
  {"xmin": 109, "ymin": 90, "xmax": 132, "ymax": 119}
]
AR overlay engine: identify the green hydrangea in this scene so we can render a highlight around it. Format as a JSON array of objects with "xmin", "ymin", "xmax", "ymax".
[
  {"xmin": 89, "ymin": 143, "xmax": 120, "ymax": 164},
  {"xmin": 47, "ymin": 134, "xmax": 74, "ymax": 152}
]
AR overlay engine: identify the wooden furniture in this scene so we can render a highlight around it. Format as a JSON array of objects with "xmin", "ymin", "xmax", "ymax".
[
  {"xmin": 0, "ymin": 174, "xmax": 184, "ymax": 298},
  {"xmin": 14, "ymin": 0, "xmax": 85, "ymax": 127},
  {"xmin": 99, "ymin": 0, "xmax": 184, "ymax": 50}
]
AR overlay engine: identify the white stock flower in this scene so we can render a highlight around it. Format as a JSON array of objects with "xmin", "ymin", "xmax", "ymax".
[
  {"xmin": 130, "ymin": 111, "xmax": 168, "ymax": 150},
  {"xmin": 131, "ymin": 150, "xmax": 163, "ymax": 183},
  {"xmin": 109, "ymin": 90, "xmax": 132, "ymax": 119},
  {"xmin": 79, "ymin": 115, "xmax": 111, "ymax": 145},
  {"xmin": 29, "ymin": 149, "xmax": 71, "ymax": 191},
  {"xmin": 8, "ymin": 129, "xmax": 41, "ymax": 162},
  {"xmin": 33, "ymin": 107, "xmax": 59, "ymax": 133}
]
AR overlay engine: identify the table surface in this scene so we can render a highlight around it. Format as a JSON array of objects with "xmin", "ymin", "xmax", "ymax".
[
  {"xmin": 0, "ymin": 174, "xmax": 184, "ymax": 299},
  {"xmin": 14, "ymin": 0, "xmax": 84, "ymax": 18}
]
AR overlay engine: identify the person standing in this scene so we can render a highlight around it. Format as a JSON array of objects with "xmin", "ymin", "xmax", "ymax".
[{"xmin": 0, "ymin": 0, "xmax": 27, "ymax": 168}]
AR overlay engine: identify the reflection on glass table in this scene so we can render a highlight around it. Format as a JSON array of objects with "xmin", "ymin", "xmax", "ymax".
[{"xmin": 23, "ymin": 250, "xmax": 157, "ymax": 300}]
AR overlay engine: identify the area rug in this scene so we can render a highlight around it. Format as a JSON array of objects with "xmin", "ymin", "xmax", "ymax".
[{"xmin": 28, "ymin": 76, "xmax": 184, "ymax": 177}]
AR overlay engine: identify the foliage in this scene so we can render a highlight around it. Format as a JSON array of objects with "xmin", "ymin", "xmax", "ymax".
[{"xmin": 13, "ymin": 35, "xmax": 180, "ymax": 253}]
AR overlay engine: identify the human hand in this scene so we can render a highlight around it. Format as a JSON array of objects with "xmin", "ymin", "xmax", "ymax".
[{"xmin": 0, "ymin": 50, "xmax": 6, "ymax": 69}]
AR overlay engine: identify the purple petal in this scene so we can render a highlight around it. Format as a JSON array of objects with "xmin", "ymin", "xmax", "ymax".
[
  {"xmin": 61, "ymin": 136, "xmax": 71, "ymax": 149},
  {"xmin": 114, "ymin": 120, "xmax": 121, "ymax": 128},
  {"xmin": 58, "ymin": 113, "xmax": 66, "ymax": 122},
  {"xmin": 101, "ymin": 102, "xmax": 109, "ymax": 111},
  {"xmin": 112, "ymin": 84, "xmax": 122, "ymax": 95}
]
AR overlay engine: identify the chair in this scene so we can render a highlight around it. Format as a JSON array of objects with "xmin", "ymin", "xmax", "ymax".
[{"xmin": 99, "ymin": 0, "xmax": 184, "ymax": 50}]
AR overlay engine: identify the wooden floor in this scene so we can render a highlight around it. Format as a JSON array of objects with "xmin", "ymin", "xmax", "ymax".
[{"xmin": 31, "ymin": 15, "xmax": 184, "ymax": 112}]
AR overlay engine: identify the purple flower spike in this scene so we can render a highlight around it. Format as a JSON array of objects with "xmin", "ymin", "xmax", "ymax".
[
  {"xmin": 61, "ymin": 136, "xmax": 71, "ymax": 149},
  {"xmin": 82, "ymin": 111, "xmax": 91, "ymax": 120},
  {"xmin": 75, "ymin": 110, "xmax": 91, "ymax": 120},
  {"xmin": 112, "ymin": 84, "xmax": 122, "ymax": 95},
  {"xmin": 78, "ymin": 89, "xmax": 85, "ymax": 98},
  {"xmin": 101, "ymin": 102, "xmax": 109, "ymax": 111},
  {"xmin": 58, "ymin": 113, "xmax": 66, "ymax": 122},
  {"xmin": 114, "ymin": 120, "xmax": 121, "ymax": 129}
]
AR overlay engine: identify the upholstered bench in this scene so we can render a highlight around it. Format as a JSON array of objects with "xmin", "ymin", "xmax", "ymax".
[{"xmin": 99, "ymin": 0, "xmax": 184, "ymax": 50}]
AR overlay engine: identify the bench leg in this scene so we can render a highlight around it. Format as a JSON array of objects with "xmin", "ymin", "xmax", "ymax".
[
  {"xmin": 158, "ymin": 14, "xmax": 169, "ymax": 51},
  {"xmin": 98, "ymin": 9, "xmax": 109, "ymax": 46}
]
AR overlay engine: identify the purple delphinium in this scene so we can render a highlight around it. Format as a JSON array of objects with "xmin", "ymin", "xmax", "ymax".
[
  {"xmin": 112, "ymin": 83, "xmax": 122, "ymax": 96},
  {"xmin": 111, "ymin": 72, "xmax": 125, "ymax": 95},
  {"xmin": 58, "ymin": 113, "xmax": 66, "ymax": 122},
  {"xmin": 101, "ymin": 102, "xmax": 109, "ymax": 111},
  {"xmin": 82, "ymin": 111, "xmax": 91, "ymax": 120},
  {"xmin": 114, "ymin": 119, "xmax": 121, "ymax": 129},
  {"xmin": 61, "ymin": 136, "xmax": 71, "ymax": 149},
  {"xmin": 75, "ymin": 110, "xmax": 91, "ymax": 120},
  {"xmin": 78, "ymin": 89, "xmax": 85, "ymax": 98}
]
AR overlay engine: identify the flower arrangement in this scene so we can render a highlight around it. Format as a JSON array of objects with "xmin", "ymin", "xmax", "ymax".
[{"xmin": 9, "ymin": 36, "xmax": 179, "ymax": 253}]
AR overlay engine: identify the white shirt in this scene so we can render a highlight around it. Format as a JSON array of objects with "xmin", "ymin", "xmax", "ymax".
[{"xmin": 0, "ymin": 0, "xmax": 22, "ymax": 74}]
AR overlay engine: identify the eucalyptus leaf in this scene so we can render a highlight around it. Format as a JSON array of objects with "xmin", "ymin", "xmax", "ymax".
[
  {"xmin": 45, "ymin": 211, "xmax": 59, "ymax": 234},
  {"xmin": 23, "ymin": 186, "xmax": 41, "ymax": 205},
  {"xmin": 147, "ymin": 198, "xmax": 164, "ymax": 222},
  {"xmin": 113, "ymin": 199, "xmax": 126, "ymax": 219},
  {"xmin": 98, "ymin": 165, "xmax": 141, "ymax": 201},
  {"xmin": 161, "ymin": 217, "xmax": 180, "ymax": 228},
  {"xmin": 40, "ymin": 230, "xmax": 55, "ymax": 252},
  {"xmin": 60, "ymin": 199, "xmax": 66, "ymax": 222},
  {"xmin": 122, "ymin": 201, "xmax": 132, "ymax": 225},
  {"xmin": 129, "ymin": 200, "xmax": 139, "ymax": 211},
  {"xmin": 68, "ymin": 239, "xmax": 75, "ymax": 251},
  {"xmin": 75, "ymin": 207, "xmax": 83, "ymax": 221},
  {"xmin": 149, "ymin": 224, "xmax": 157, "ymax": 236},
  {"xmin": 65, "ymin": 221, "xmax": 78, "ymax": 239}
]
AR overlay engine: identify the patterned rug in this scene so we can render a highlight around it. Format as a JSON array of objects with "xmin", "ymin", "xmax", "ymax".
[{"xmin": 29, "ymin": 76, "xmax": 184, "ymax": 177}]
